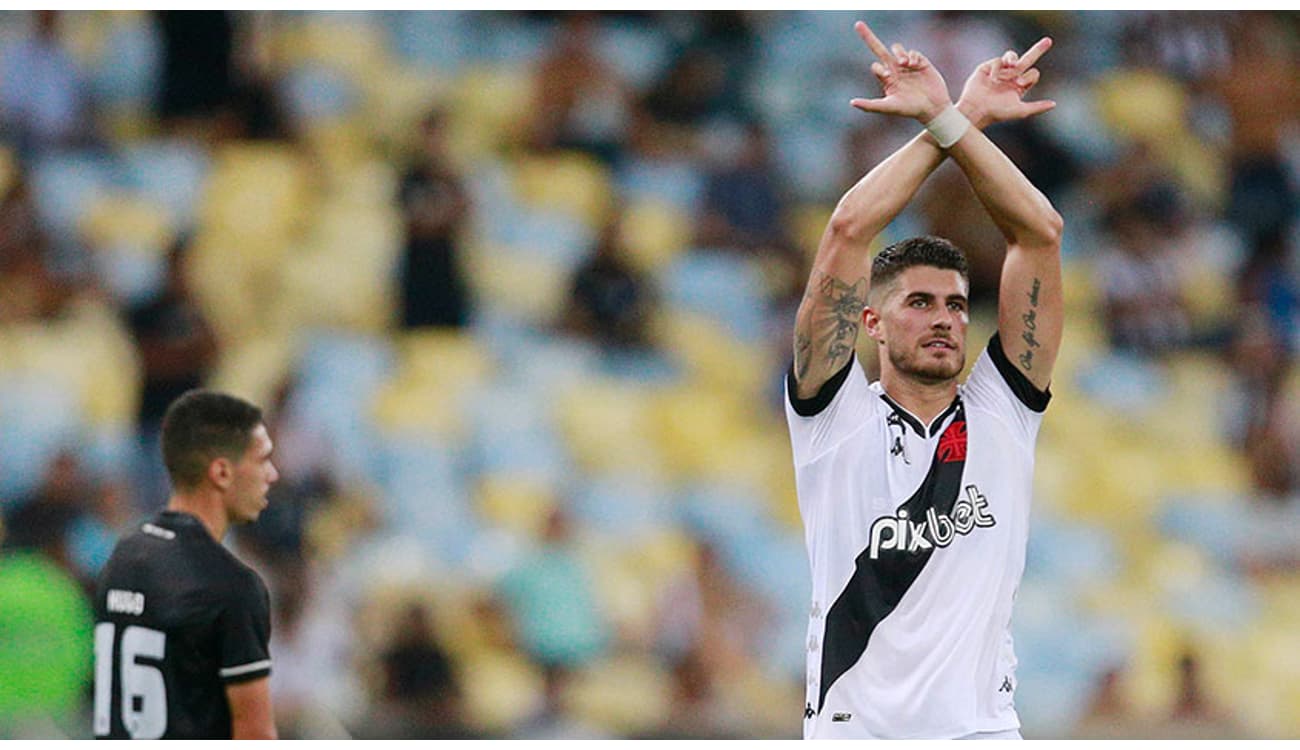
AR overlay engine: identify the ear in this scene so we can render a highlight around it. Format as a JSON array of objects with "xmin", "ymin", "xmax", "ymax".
[
  {"xmin": 863, "ymin": 305, "xmax": 885, "ymax": 344},
  {"xmin": 207, "ymin": 457, "xmax": 234, "ymax": 490}
]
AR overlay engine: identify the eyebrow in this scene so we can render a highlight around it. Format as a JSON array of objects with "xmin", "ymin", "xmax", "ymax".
[{"xmin": 905, "ymin": 292, "xmax": 968, "ymax": 304}]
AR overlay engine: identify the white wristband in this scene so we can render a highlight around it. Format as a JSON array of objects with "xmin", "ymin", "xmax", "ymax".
[{"xmin": 924, "ymin": 104, "xmax": 970, "ymax": 149}]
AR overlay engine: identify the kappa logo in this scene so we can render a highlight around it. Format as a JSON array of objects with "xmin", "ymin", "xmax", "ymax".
[
  {"xmin": 832, "ymin": 712, "xmax": 852, "ymax": 723},
  {"xmin": 868, "ymin": 484, "xmax": 995, "ymax": 559}
]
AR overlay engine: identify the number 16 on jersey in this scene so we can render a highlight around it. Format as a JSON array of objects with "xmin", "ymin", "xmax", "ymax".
[{"xmin": 94, "ymin": 622, "xmax": 168, "ymax": 739}]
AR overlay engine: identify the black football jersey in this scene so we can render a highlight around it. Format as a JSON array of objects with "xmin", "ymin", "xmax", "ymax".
[{"xmin": 93, "ymin": 510, "xmax": 272, "ymax": 739}]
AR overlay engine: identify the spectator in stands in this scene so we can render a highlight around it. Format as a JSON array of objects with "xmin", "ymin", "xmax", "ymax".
[
  {"xmin": 643, "ymin": 12, "xmax": 755, "ymax": 129},
  {"xmin": 560, "ymin": 212, "xmax": 654, "ymax": 351},
  {"xmin": 1093, "ymin": 185, "xmax": 1194, "ymax": 356},
  {"xmin": 127, "ymin": 235, "xmax": 219, "ymax": 510},
  {"xmin": 397, "ymin": 109, "xmax": 472, "ymax": 329},
  {"xmin": 1212, "ymin": 13, "xmax": 1298, "ymax": 256},
  {"xmin": 1, "ymin": 449, "xmax": 90, "ymax": 585},
  {"xmin": 698, "ymin": 121, "xmax": 790, "ymax": 254},
  {"xmin": 526, "ymin": 12, "xmax": 629, "ymax": 164},
  {"xmin": 498, "ymin": 507, "xmax": 609, "ymax": 670},
  {"xmin": 362, "ymin": 601, "xmax": 467, "ymax": 738},
  {"xmin": 155, "ymin": 11, "xmax": 236, "ymax": 135},
  {"xmin": 0, "ymin": 160, "xmax": 70, "ymax": 324},
  {"xmin": 0, "ymin": 11, "xmax": 94, "ymax": 156}
]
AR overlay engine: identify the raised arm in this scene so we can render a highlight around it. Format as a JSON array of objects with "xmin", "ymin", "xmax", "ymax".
[
  {"xmin": 793, "ymin": 23, "xmax": 1063, "ymax": 398},
  {"xmin": 792, "ymin": 22, "xmax": 952, "ymax": 398},
  {"xmin": 946, "ymin": 44, "xmax": 1064, "ymax": 391}
]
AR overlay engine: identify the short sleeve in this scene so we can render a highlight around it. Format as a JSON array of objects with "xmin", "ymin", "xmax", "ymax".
[
  {"xmin": 962, "ymin": 333, "xmax": 1051, "ymax": 444},
  {"xmin": 785, "ymin": 354, "xmax": 881, "ymax": 466},
  {"xmin": 217, "ymin": 572, "xmax": 272, "ymax": 684}
]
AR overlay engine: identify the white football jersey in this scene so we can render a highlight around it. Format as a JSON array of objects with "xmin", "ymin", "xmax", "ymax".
[{"xmin": 785, "ymin": 334, "xmax": 1049, "ymax": 739}]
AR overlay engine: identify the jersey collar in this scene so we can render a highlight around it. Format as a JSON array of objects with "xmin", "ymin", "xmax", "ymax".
[{"xmin": 879, "ymin": 392, "xmax": 962, "ymax": 437}]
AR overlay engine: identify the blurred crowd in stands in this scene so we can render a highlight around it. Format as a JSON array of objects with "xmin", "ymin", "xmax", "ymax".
[{"xmin": 0, "ymin": 10, "xmax": 1297, "ymax": 739}]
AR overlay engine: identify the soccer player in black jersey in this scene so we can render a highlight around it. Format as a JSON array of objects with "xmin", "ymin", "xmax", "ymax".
[{"xmin": 94, "ymin": 390, "xmax": 279, "ymax": 739}]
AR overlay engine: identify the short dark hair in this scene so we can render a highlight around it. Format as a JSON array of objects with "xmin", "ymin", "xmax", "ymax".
[
  {"xmin": 161, "ymin": 390, "xmax": 264, "ymax": 490},
  {"xmin": 869, "ymin": 235, "xmax": 969, "ymax": 302}
]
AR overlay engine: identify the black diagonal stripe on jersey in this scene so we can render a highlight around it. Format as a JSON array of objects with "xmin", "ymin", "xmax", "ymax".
[{"xmin": 817, "ymin": 400, "xmax": 967, "ymax": 713}]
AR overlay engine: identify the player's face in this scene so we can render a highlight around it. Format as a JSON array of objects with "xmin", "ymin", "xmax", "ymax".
[
  {"xmin": 226, "ymin": 424, "xmax": 278, "ymax": 524},
  {"xmin": 868, "ymin": 266, "xmax": 969, "ymax": 384}
]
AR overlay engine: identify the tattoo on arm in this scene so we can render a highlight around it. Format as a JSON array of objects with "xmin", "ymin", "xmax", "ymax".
[
  {"xmin": 1017, "ymin": 278, "xmax": 1042, "ymax": 371},
  {"xmin": 794, "ymin": 270, "xmax": 869, "ymax": 381},
  {"xmin": 795, "ymin": 332, "xmax": 812, "ymax": 380}
]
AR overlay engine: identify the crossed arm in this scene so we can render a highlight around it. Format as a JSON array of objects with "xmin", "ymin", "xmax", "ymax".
[{"xmin": 792, "ymin": 21, "xmax": 1063, "ymax": 398}]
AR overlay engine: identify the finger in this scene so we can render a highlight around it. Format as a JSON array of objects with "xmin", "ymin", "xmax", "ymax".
[
  {"xmin": 990, "ymin": 54, "xmax": 1003, "ymax": 79},
  {"xmin": 1002, "ymin": 50, "xmax": 1019, "ymax": 68},
  {"xmin": 850, "ymin": 96, "xmax": 904, "ymax": 116},
  {"xmin": 1021, "ymin": 99, "xmax": 1057, "ymax": 117},
  {"xmin": 908, "ymin": 50, "xmax": 923, "ymax": 68},
  {"xmin": 871, "ymin": 61, "xmax": 890, "ymax": 80},
  {"xmin": 890, "ymin": 43, "xmax": 908, "ymax": 66},
  {"xmin": 1017, "ymin": 37, "xmax": 1052, "ymax": 71},
  {"xmin": 1017, "ymin": 68, "xmax": 1041, "ymax": 89},
  {"xmin": 854, "ymin": 21, "xmax": 893, "ymax": 64}
]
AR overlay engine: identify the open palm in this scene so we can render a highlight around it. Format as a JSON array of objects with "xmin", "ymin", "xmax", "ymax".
[{"xmin": 849, "ymin": 21, "xmax": 951, "ymax": 123}]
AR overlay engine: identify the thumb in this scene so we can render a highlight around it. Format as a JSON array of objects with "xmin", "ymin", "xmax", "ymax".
[
  {"xmin": 851, "ymin": 96, "xmax": 904, "ymax": 115},
  {"xmin": 1022, "ymin": 99, "xmax": 1057, "ymax": 117}
]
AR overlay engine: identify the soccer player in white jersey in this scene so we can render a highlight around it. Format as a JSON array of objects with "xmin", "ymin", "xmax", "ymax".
[{"xmin": 786, "ymin": 21, "xmax": 1063, "ymax": 740}]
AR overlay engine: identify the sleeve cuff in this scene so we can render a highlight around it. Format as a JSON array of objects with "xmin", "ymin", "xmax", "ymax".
[
  {"xmin": 787, "ymin": 354, "xmax": 856, "ymax": 417},
  {"xmin": 219, "ymin": 659, "xmax": 272, "ymax": 683},
  {"xmin": 987, "ymin": 333, "xmax": 1051, "ymax": 413}
]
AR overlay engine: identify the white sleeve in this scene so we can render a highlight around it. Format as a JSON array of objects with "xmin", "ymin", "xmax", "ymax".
[
  {"xmin": 962, "ymin": 333, "xmax": 1051, "ymax": 444},
  {"xmin": 784, "ymin": 354, "xmax": 880, "ymax": 466}
]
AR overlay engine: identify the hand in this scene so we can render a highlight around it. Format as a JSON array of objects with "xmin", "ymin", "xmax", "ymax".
[
  {"xmin": 849, "ymin": 21, "xmax": 951, "ymax": 123},
  {"xmin": 957, "ymin": 38, "xmax": 1056, "ymax": 130}
]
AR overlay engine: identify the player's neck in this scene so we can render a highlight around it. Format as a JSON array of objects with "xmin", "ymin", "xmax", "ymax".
[
  {"xmin": 166, "ymin": 493, "xmax": 228, "ymax": 542},
  {"xmin": 879, "ymin": 370, "xmax": 959, "ymax": 425}
]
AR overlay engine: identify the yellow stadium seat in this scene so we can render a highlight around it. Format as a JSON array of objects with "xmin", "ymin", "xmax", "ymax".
[
  {"xmin": 199, "ymin": 143, "xmax": 311, "ymax": 254},
  {"xmin": 512, "ymin": 151, "xmax": 614, "ymax": 230},
  {"xmin": 79, "ymin": 193, "xmax": 176, "ymax": 256},
  {"xmin": 360, "ymin": 63, "xmax": 451, "ymax": 156},
  {"xmin": 271, "ymin": 13, "xmax": 389, "ymax": 80},
  {"xmin": 465, "ymin": 244, "xmax": 571, "ymax": 325},
  {"xmin": 652, "ymin": 311, "xmax": 775, "ymax": 402},
  {"xmin": 568, "ymin": 654, "xmax": 672, "ymax": 734},
  {"xmin": 618, "ymin": 199, "xmax": 690, "ymax": 274},
  {"xmin": 789, "ymin": 203, "xmax": 835, "ymax": 262},
  {"xmin": 446, "ymin": 66, "xmax": 532, "ymax": 161},
  {"xmin": 460, "ymin": 650, "xmax": 544, "ymax": 733},
  {"xmin": 207, "ymin": 334, "xmax": 297, "ymax": 410},
  {"xmin": 555, "ymin": 380, "xmax": 664, "ymax": 474},
  {"xmin": 397, "ymin": 329, "xmax": 493, "ymax": 388},
  {"xmin": 475, "ymin": 474, "xmax": 558, "ymax": 540}
]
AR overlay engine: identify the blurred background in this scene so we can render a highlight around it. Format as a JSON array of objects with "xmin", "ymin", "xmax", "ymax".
[{"xmin": 0, "ymin": 9, "xmax": 1296, "ymax": 740}]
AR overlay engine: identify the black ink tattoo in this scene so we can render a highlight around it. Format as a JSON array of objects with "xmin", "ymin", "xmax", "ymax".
[
  {"xmin": 1018, "ymin": 277, "xmax": 1042, "ymax": 369},
  {"xmin": 795, "ymin": 332, "xmax": 812, "ymax": 380},
  {"xmin": 793, "ymin": 270, "xmax": 868, "ymax": 379}
]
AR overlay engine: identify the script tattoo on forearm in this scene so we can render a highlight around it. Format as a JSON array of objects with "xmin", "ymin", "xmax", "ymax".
[
  {"xmin": 795, "ymin": 270, "xmax": 868, "ymax": 379},
  {"xmin": 1018, "ymin": 278, "xmax": 1042, "ymax": 371}
]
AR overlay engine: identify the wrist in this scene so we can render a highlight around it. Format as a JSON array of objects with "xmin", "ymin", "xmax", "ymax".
[
  {"xmin": 955, "ymin": 99, "xmax": 988, "ymax": 130},
  {"xmin": 917, "ymin": 100, "xmax": 954, "ymax": 125},
  {"xmin": 922, "ymin": 103, "xmax": 971, "ymax": 149}
]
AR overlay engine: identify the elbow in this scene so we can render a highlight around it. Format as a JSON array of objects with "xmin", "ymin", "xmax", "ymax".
[
  {"xmin": 1028, "ymin": 206, "xmax": 1063, "ymax": 251},
  {"xmin": 827, "ymin": 209, "xmax": 872, "ymax": 247}
]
